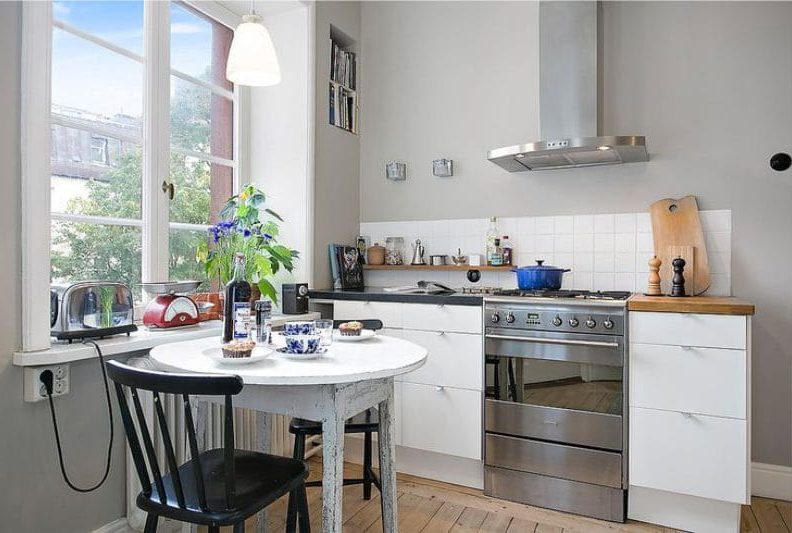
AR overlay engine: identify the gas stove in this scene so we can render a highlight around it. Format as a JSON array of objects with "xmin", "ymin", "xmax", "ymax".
[{"xmin": 493, "ymin": 289, "xmax": 631, "ymax": 300}]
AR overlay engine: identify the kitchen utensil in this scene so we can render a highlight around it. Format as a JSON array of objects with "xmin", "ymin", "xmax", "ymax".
[
  {"xmin": 141, "ymin": 281, "xmax": 202, "ymax": 329},
  {"xmin": 671, "ymin": 256, "xmax": 687, "ymax": 297},
  {"xmin": 385, "ymin": 237, "xmax": 405, "ymax": 265},
  {"xmin": 451, "ymin": 248, "xmax": 468, "ymax": 265},
  {"xmin": 646, "ymin": 256, "xmax": 662, "ymax": 296},
  {"xmin": 649, "ymin": 195, "xmax": 710, "ymax": 295},
  {"xmin": 411, "ymin": 239, "xmax": 426, "ymax": 265},
  {"xmin": 429, "ymin": 254, "xmax": 447, "ymax": 266},
  {"xmin": 276, "ymin": 346, "xmax": 327, "ymax": 360},
  {"xmin": 512, "ymin": 260, "xmax": 570, "ymax": 290},
  {"xmin": 50, "ymin": 282, "xmax": 137, "ymax": 342},
  {"xmin": 367, "ymin": 243, "xmax": 386, "ymax": 265},
  {"xmin": 204, "ymin": 346, "xmax": 273, "ymax": 365},
  {"xmin": 333, "ymin": 329, "xmax": 377, "ymax": 342}
]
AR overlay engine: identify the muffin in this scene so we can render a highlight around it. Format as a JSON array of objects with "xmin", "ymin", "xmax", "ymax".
[
  {"xmin": 222, "ymin": 339, "xmax": 256, "ymax": 358},
  {"xmin": 338, "ymin": 321, "xmax": 363, "ymax": 336}
]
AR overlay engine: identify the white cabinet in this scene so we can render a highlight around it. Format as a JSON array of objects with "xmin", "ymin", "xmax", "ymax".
[
  {"xmin": 630, "ymin": 406, "xmax": 748, "ymax": 503},
  {"xmin": 332, "ymin": 299, "xmax": 483, "ymax": 464},
  {"xmin": 628, "ymin": 309, "xmax": 752, "ymax": 532},
  {"xmin": 398, "ymin": 330, "xmax": 482, "ymax": 390},
  {"xmin": 401, "ymin": 382, "xmax": 481, "ymax": 460}
]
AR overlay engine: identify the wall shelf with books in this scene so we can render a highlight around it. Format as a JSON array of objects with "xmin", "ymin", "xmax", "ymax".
[{"xmin": 329, "ymin": 25, "xmax": 358, "ymax": 135}]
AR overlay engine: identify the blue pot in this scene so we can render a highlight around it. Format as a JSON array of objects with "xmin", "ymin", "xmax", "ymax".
[{"xmin": 512, "ymin": 260, "xmax": 571, "ymax": 291}]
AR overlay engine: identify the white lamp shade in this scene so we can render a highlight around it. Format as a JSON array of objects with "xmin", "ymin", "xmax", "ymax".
[{"xmin": 226, "ymin": 15, "xmax": 281, "ymax": 87}]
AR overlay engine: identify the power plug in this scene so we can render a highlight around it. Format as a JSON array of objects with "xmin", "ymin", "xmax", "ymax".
[{"xmin": 24, "ymin": 365, "xmax": 70, "ymax": 402}]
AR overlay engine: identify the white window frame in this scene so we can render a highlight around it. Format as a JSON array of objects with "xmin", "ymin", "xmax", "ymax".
[{"xmin": 21, "ymin": 1, "xmax": 249, "ymax": 352}]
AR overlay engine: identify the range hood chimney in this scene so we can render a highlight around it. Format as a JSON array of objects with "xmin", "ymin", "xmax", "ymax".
[{"xmin": 488, "ymin": 1, "xmax": 648, "ymax": 172}]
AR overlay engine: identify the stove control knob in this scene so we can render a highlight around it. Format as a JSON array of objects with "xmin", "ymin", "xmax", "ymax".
[
  {"xmin": 552, "ymin": 315, "xmax": 563, "ymax": 327},
  {"xmin": 491, "ymin": 313, "xmax": 501, "ymax": 324},
  {"xmin": 569, "ymin": 317, "xmax": 579, "ymax": 327},
  {"xmin": 506, "ymin": 312, "xmax": 516, "ymax": 324},
  {"xmin": 585, "ymin": 316, "xmax": 597, "ymax": 328},
  {"xmin": 603, "ymin": 317, "xmax": 614, "ymax": 330}
]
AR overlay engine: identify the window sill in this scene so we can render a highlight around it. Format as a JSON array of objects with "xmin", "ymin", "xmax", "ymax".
[{"xmin": 13, "ymin": 312, "xmax": 320, "ymax": 367}]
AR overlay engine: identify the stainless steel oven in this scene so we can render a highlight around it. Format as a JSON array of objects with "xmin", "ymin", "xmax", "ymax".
[{"xmin": 482, "ymin": 297, "xmax": 628, "ymax": 522}]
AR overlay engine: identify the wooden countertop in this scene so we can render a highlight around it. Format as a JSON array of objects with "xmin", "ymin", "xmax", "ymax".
[{"xmin": 627, "ymin": 294, "xmax": 755, "ymax": 315}]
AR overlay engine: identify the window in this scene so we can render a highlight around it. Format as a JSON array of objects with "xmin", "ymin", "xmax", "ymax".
[{"xmin": 48, "ymin": 1, "xmax": 239, "ymax": 299}]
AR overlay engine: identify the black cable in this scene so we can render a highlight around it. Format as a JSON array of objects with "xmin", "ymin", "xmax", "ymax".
[{"xmin": 43, "ymin": 340, "xmax": 114, "ymax": 493}]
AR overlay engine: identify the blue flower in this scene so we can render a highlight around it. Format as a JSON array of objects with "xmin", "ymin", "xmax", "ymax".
[{"xmin": 242, "ymin": 229, "xmax": 252, "ymax": 238}]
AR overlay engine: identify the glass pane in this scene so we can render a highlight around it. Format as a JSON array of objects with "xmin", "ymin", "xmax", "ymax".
[
  {"xmin": 170, "ymin": 76, "xmax": 233, "ymax": 158},
  {"xmin": 169, "ymin": 228, "xmax": 210, "ymax": 283},
  {"xmin": 170, "ymin": 2, "xmax": 232, "ymax": 88},
  {"xmin": 52, "ymin": 27, "xmax": 143, "ymax": 120},
  {"xmin": 50, "ymin": 125, "xmax": 142, "ymax": 217},
  {"xmin": 53, "ymin": 1, "xmax": 144, "ymax": 56},
  {"xmin": 51, "ymin": 221, "xmax": 143, "ymax": 300},
  {"xmin": 169, "ymin": 154, "xmax": 233, "ymax": 225}
]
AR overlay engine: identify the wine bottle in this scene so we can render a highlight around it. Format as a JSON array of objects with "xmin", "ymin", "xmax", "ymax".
[{"xmin": 223, "ymin": 253, "xmax": 252, "ymax": 343}]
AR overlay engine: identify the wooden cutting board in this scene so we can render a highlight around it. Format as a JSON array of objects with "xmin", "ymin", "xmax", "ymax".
[{"xmin": 649, "ymin": 195, "xmax": 711, "ymax": 295}]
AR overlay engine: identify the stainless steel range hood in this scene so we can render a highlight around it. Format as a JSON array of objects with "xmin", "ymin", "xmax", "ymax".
[{"xmin": 488, "ymin": 2, "xmax": 648, "ymax": 172}]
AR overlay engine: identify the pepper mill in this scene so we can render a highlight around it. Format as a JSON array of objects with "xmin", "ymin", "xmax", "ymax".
[
  {"xmin": 671, "ymin": 256, "xmax": 687, "ymax": 297},
  {"xmin": 646, "ymin": 256, "xmax": 662, "ymax": 296}
]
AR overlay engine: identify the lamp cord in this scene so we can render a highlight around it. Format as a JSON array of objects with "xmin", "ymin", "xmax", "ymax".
[{"xmin": 45, "ymin": 340, "xmax": 114, "ymax": 493}]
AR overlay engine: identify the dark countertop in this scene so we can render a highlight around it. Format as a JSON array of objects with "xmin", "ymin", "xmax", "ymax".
[{"xmin": 308, "ymin": 287, "xmax": 484, "ymax": 306}]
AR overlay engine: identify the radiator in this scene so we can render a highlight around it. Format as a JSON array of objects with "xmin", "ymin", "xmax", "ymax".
[{"xmin": 124, "ymin": 358, "xmax": 296, "ymax": 532}]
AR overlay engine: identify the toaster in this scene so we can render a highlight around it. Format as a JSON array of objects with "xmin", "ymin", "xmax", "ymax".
[{"xmin": 50, "ymin": 282, "xmax": 138, "ymax": 342}]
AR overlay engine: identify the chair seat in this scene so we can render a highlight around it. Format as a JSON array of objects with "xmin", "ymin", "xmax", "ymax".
[
  {"xmin": 289, "ymin": 408, "xmax": 380, "ymax": 436},
  {"xmin": 138, "ymin": 448, "xmax": 308, "ymax": 527}
]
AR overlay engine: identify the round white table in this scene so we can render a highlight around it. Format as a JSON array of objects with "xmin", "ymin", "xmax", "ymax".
[{"xmin": 150, "ymin": 334, "xmax": 428, "ymax": 533}]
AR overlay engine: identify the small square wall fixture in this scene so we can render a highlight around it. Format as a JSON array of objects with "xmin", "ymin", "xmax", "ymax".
[
  {"xmin": 386, "ymin": 162, "xmax": 406, "ymax": 181},
  {"xmin": 432, "ymin": 159, "xmax": 453, "ymax": 177}
]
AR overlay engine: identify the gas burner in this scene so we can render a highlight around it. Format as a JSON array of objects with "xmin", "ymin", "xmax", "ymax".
[
  {"xmin": 460, "ymin": 286, "xmax": 502, "ymax": 295},
  {"xmin": 493, "ymin": 289, "xmax": 631, "ymax": 301}
]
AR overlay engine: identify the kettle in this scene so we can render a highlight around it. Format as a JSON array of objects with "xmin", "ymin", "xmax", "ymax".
[{"xmin": 410, "ymin": 239, "xmax": 426, "ymax": 265}]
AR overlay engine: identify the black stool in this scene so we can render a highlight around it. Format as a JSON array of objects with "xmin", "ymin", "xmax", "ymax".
[
  {"xmin": 286, "ymin": 319, "xmax": 384, "ymax": 532},
  {"xmin": 106, "ymin": 360, "xmax": 311, "ymax": 533}
]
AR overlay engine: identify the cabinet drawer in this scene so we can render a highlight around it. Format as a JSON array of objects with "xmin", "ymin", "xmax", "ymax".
[
  {"xmin": 630, "ymin": 343, "xmax": 747, "ymax": 419},
  {"xmin": 630, "ymin": 312, "xmax": 746, "ymax": 349},
  {"xmin": 402, "ymin": 304, "xmax": 482, "ymax": 334},
  {"xmin": 333, "ymin": 300, "xmax": 403, "ymax": 328},
  {"xmin": 629, "ymin": 407, "xmax": 748, "ymax": 503},
  {"xmin": 401, "ymin": 382, "xmax": 481, "ymax": 460},
  {"xmin": 398, "ymin": 330, "xmax": 482, "ymax": 390}
]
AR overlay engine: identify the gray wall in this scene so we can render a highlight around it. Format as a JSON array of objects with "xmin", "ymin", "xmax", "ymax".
[
  {"xmin": 312, "ymin": 2, "xmax": 362, "ymax": 288},
  {"xmin": 0, "ymin": 3, "xmax": 126, "ymax": 531},
  {"xmin": 360, "ymin": 1, "xmax": 792, "ymax": 467}
]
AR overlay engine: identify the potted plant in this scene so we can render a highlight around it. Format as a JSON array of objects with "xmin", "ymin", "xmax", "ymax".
[{"xmin": 197, "ymin": 185, "xmax": 299, "ymax": 304}]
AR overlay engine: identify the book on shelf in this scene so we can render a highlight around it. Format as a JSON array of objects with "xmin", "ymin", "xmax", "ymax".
[{"xmin": 329, "ymin": 38, "xmax": 356, "ymax": 90}]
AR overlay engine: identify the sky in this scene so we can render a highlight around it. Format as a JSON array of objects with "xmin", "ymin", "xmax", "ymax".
[{"xmin": 52, "ymin": 1, "xmax": 222, "ymax": 119}]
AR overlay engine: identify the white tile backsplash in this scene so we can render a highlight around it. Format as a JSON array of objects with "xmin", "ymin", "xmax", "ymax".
[{"xmin": 361, "ymin": 210, "xmax": 732, "ymax": 295}]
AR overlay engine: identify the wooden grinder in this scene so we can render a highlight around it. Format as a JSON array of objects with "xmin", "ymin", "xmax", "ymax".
[{"xmin": 646, "ymin": 256, "xmax": 662, "ymax": 296}]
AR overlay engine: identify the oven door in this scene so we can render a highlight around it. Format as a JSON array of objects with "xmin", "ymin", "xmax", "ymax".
[{"xmin": 484, "ymin": 329, "xmax": 624, "ymax": 451}]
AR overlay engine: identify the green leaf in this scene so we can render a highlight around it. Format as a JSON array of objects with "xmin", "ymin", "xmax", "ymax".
[
  {"xmin": 258, "ymin": 278, "xmax": 278, "ymax": 303},
  {"xmin": 264, "ymin": 208, "xmax": 284, "ymax": 222}
]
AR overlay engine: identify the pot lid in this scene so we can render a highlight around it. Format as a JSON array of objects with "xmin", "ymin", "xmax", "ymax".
[{"xmin": 516, "ymin": 260, "xmax": 566, "ymax": 271}]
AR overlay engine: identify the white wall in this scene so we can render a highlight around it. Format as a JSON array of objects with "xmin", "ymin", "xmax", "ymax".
[
  {"xmin": 250, "ymin": 4, "xmax": 312, "ymax": 296},
  {"xmin": 358, "ymin": 1, "xmax": 792, "ymax": 468}
]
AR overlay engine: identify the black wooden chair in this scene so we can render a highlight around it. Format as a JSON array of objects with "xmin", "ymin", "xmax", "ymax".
[
  {"xmin": 285, "ymin": 319, "xmax": 384, "ymax": 532},
  {"xmin": 106, "ymin": 360, "xmax": 311, "ymax": 533}
]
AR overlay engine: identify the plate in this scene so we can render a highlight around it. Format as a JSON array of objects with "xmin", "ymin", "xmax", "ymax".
[
  {"xmin": 276, "ymin": 346, "xmax": 327, "ymax": 360},
  {"xmin": 205, "ymin": 346, "xmax": 273, "ymax": 365},
  {"xmin": 333, "ymin": 329, "xmax": 377, "ymax": 342}
]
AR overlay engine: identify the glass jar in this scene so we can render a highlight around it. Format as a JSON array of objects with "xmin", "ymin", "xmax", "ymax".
[{"xmin": 385, "ymin": 237, "xmax": 404, "ymax": 265}]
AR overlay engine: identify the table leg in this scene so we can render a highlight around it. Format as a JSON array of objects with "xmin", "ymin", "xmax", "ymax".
[
  {"xmin": 322, "ymin": 405, "xmax": 346, "ymax": 533},
  {"xmin": 378, "ymin": 380, "xmax": 398, "ymax": 533},
  {"xmin": 255, "ymin": 411, "xmax": 273, "ymax": 533}
]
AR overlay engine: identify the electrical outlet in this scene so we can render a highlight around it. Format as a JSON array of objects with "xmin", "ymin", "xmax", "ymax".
[{"xmin": 24, "ymin": 365, "xmax": 70, "ymax": 402}]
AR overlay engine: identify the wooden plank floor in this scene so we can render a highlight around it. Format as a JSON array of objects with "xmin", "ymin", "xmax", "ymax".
[{"xmin": 216, "ymin": 459, "xmax": 790, "ymax": 532}]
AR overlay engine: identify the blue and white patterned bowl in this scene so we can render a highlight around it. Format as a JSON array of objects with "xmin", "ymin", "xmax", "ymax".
[
  {"xmin": 283, "ymin": 321, "xmax": 316, "ymax": 336},
  {"xmin": 284, "ymin": 334, "xmax": 321, "ymax": 354}
]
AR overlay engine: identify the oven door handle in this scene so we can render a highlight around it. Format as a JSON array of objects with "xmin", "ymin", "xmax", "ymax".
[{"xmin": 485, "ymin": 334, "xmax": 620, "ymax": 348}]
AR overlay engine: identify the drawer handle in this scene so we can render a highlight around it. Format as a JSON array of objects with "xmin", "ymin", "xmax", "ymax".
[
  {"xmin": 681, "ymin": 345, "xmax": 694, "ymax": 351},
  {"xmin": 436, "ymin": 331, "xmax": 446, "ymax": 336},
  {"xmin": 543, "ymin": 420, "xmax": 558, "ymax": 426},
  {"xmin": 681, "ymin": 412, "xmax": 694, "ymax": 418},
  {"xmin": 435, "ymin": 386, "xmax": 444, "ymax": 392}
]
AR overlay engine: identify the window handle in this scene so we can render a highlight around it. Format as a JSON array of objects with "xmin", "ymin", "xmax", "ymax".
[{"xmin": 161, "ymin": 181, "xmax": 174, "ymax": 200}]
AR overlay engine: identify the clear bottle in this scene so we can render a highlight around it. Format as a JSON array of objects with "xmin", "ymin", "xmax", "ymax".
[
  {"xmin": 223, "ymin": 253, "xmax": 252, "ymax": 343},
  {"xmin": 490, "ymin": 238, "xmax": 504, "ymax": 266},
  {"xmin": 501, "ymin": 235, "xmax": 513, "ymax": 266},
  {"xmin": 485, "ymin": 217, "xmax": 499, "ymax": 265},
  {"xmin": 254, "ymin": 299, "xmax": 272, "ymax": 344}
]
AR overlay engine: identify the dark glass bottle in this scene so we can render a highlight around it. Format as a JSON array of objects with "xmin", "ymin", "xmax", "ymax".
[{"xmin": 223, "ymin": 253, "xmax": 252, "ymax": 343}]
